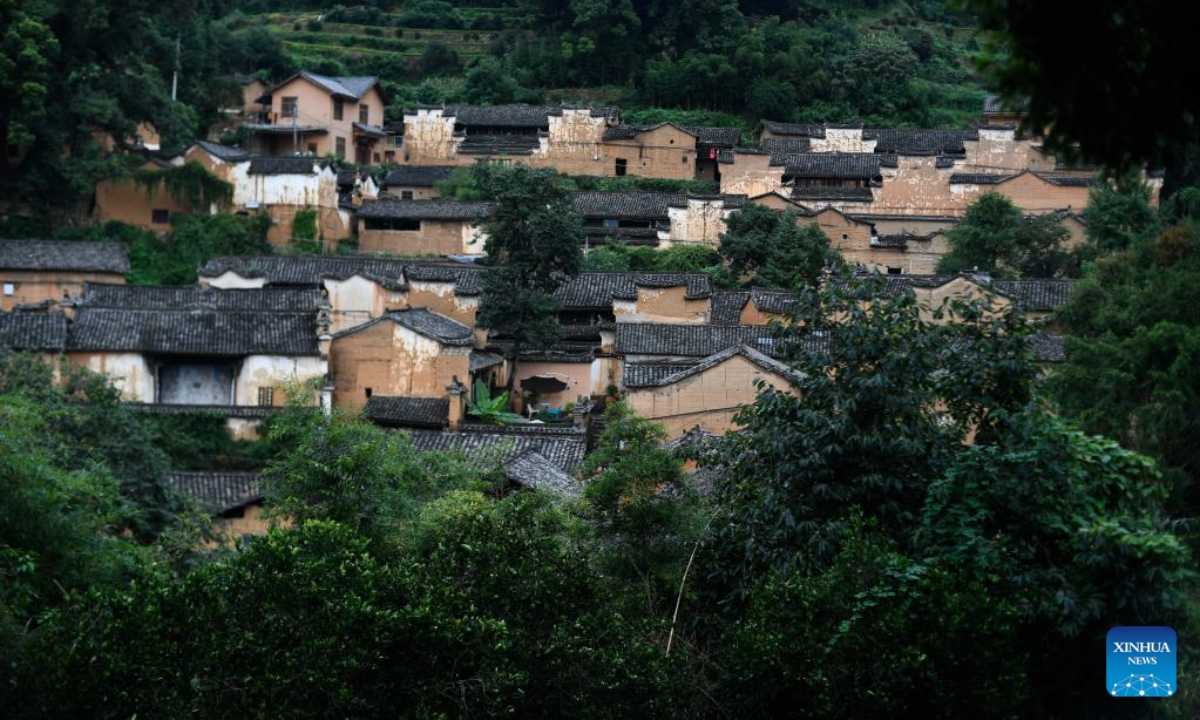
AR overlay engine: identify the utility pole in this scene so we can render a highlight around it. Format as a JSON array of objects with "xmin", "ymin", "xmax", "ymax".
[{"xmin": 171, "ymin": 34, "xmax": 180, "ymax": 102}]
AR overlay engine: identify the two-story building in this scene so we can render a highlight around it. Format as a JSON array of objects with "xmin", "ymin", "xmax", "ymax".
[{"xmin": 244, "ymin": 72, "xmax": 387, "ymax": 163}]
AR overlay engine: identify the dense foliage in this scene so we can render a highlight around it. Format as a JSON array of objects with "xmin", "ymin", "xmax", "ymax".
[{"xmin": 936, "ymin": 190, "xmax": 1071, "ymax": 277}]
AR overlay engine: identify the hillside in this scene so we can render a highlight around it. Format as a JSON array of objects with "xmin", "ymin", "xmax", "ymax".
[{"xmin": 218, "ymin": 0, "xmax": 989, "ymax": 130}]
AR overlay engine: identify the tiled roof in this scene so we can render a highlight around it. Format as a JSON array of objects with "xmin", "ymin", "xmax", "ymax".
[
  {"xmin": 790, "ymin": 186, "xmax": 875, "ymax": 202},
  {"xmin": 352, "ymin": 122, "xmax": 386, "ymax": 138},
  {"xmin": 446, "ymin": 104, "xmax": 556, "ymax": 127},
  {"xmin": 553, "ymin": 272, "xmax": 713, "ymax": 309},
  {"xmin": 243, "ymin": 123, "xmax": 328, "ymax": 136},
  {"xmin": 949, "ymin": 172, "xmax": 1018, "ymax": 185},
  {"xmin": 1032, "ymin": 172, "xmax": 1098, "ymax": 187},
  {"xmin": 1031, "ymin": 333, "xmax": 1067, "ymax": 363},
  {"xmin": 992, "ymin": 279, "xmax": 1076, "ymax": 311},
  {"xmin": 0, "ymin": 311, "xmax": 67, "ymax": 351},
  {"xmin": 336, "ymin": 307, "xmax": 473, "ymax": 346},
  {"xmin": 574, "ymin": 191, "xmax": 682, "ymax": 219},
  {"xmin": 615, "ymin": 323, "xmax": 777, "ymax": 357},
  {"xmin": 296, "ymin": 72, "xmax": 379, "ymax": 100},
  {"xmin": 684, "ymin": 126, "xmax": 742, "ymax": 146},
  {"xmin": 247, "ymin": 157, "xmax": 319, "ymax": 175},
  {"xmin": 623, "ymin": 361, "xmax": 699, "ymax": 388},
  {"xmin": 751, "ymin": 289, "xmax": 799, "ymax": 315},
  {"xmin": 129, "ymin": 404, "xmax": 277, "ymax": 419},
  {"xmin": 0, "ymin": 239, "xmax": 130, "ymax": 274},
  {"xmin": 867, "ymin": 129, "xmax": 977, "ymax": 155},
  {"xmin": 782, "ymin": 153, "xmax": 885, "ymax": 179},
  {"xmin": 405, "ymin": 423, "xmax": 587, "ymax": 473},
  {"xmin": 383, "ymin": 165, "xmax": 455, "ymax": 187},
  {"xmin": 710, "ymin": 291, "xmax": 750, "ymax": 325},
  {"xmin": 194, "ymin": 140, "xmax": 252, "ymax": 163},
  {"xmin": 79, "ymin": 283, "xmax": 323, "ymax": 312},
  {"xmin": 68, "ymin": 308, "xmax": 319, "ymax": 355},
  {"xmin": 200, "ymin": 256, "xmax": 484, "ymax": 295},
  {"xmin": 469, "ymin": 350, "xmax": 503, "ymax": 373},
  {"xmin": 625, "ymin": 344, "xmax": 805, "ymax": 389},
  {"xmin": 168, "ymin": 471, "xmax": 263, "ymax": 514},
  {"xmin": 602, "ymin": 122, "xmax": 696, "ymax": 141},
  {"xmin": 457, "ymin": 134, "xmax": 541, "ymax": 155},
  {"xmin": 357, "ymin": 198, "xmax": 494, "ymax": 220},
  {"xmin": 365, "ymin": 395, "xmax": 450, "ymax": 428},
  {"xmin": 505, "ymin": 449, "xmax": 582, "ymax": 498},
  {"xmin": 762, "ymin": 137, "xmax": 813, "ymax": 157},
  {"xmin": 762, "ymin": 121, "xmax": 827, "ymax": 138}
]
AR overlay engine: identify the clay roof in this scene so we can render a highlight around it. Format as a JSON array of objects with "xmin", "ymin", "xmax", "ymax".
[
  {"xmin": 505, "ymin": 449, "xmax": 582, "ymax": 497},
  {"xmin": 574, "ymin": 191, "xmax": 683, "ymax": 219},
  {"xmin": 761, "ymin": 137, "xmax": 813, "ymax": 157},
  {"xmin": 357, "ymin": 198, "xmax": 494, "ymax": 221},
  {"xmin": 457, "ymin": 134, "xmax": 541, "ymax": 155},
  {"xmin": 79, "ymin": 283, "xmax": 323, "ymax": 312},
  {"xmin": 194, "ymin": 140, "xmax": 252, "ymax": 163},
  {"xmin": 441, "ymin": 104, "xmax": 615, "ymax": 128},
  {"xmin": 615, "ymin": 323, "xmax": 778, "ymax": 357},
  {"xmin": 750, "ymin": 289, "xmax": 799, "ymax": 315},
  {"xmin": 867, "ymin": 129, "xmax": 977, "ymax": 155},
  {"xmin": 247, "ymin": 157, "xmax": 320, "ymax": 175},
  {"xmin": 168, "ymin": 471, "xmax": 263, "ymax": 514},
  {"xmin": 68, "ymin": 307, "xmax": 319, "ymax": 356},
  {"xmin": 684, "ymin": 126, "xmax": 742, "ymax": 146},
  {"xmin": 284, "ymin": 72, "xmax": 379, "ymax": 100},
  {"xmin": 991, "ymin": 279, "xmax": 1076, "ymax": 311},
  {"xmin": 469, "ymin": 350, "xmax": 504, "ymax": 373},
  {"xmin": 624, "ymin": 344, "xmax": 805, "ymax": 389},
  {"xmin": 0, "ymin": 239, "xmax": 129, "ymax": 274},
  {"xmin": 762, "ymin": 121, "xmax": 827, "ymax": 138},
  {"xmin": 1031, "ymin": 333, "xmax": 1067, "ymax": 362},
  {"xmin": 0, "ymin": 311, "xmax": 68, "ymax": 351},
  {"xmin": 405, "ymin": 423, "xmax": 587, "ymax": 473},
  {"xmin": 622, "ymin": 361, "xmax": 699, "ymax": 388},
  {"xmin": 383, "ymin": 165, "xmax": 455, "ymax": 187},
  {"xmin": 782, "ymin": 153, "xmax": 885, "ymax": 180},
  {"xmin": 553, "ymin": 272, "xmax": 713, "ymax": 309},
  {"xmin": 790, "ymin": 186, "xmax": 875, "ymax": 202},
  {"xmin": 709, "ymin": 291, "xmax": 750, "ymax": 325},
  {"xmin": 365, "ymin": 395, "xmax": 450, "ymax": 428},
  {"xmin": 199, "ymin": 256, "xmax": 484, "ymax": 294},
  {"xmin": 949, "ymin": 172, "xmax": 1017, "ymax": 184}
]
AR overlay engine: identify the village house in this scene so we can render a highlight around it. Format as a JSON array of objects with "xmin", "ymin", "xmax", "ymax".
[
  {"xmin": 64, "ymin": 283, "xmax": 328, "ymax": 413},
  {"xmin": 400, "ymin": 105, "xmax": 728, "ymax": 180},
  {"xmin": 218, "ymin": 74, "xmax": 269, "ymax": 118},
  {"xmin": 0, "ymin": 239, "xmax": 129, "ymax": 311},
  {"xmin": 380, "ymin": 165, "xmax": 456, "ymax": 199},
  {"xmin": 168, "ymin": 471, "xmax": 269, "ymax": 539},
  {"xmin": 93, "ymin": 155, "xmax": 199, "ymax": 231},
  {"xmin": 356, "ymin": 198, "xmax": 493, "ymax": 255},
  {"xmin": 574, "ymin": 191, "xmax": 746, "ymax": 248},
  {"xmin": 243, "ymin": 72, "xmax": 387, "ymax": 163}
]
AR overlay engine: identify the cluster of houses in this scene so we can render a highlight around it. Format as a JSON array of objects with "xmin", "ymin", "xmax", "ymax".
[
  {"xmin": 2, "ymin": 235, "xmax": 1074, "ymax": 533},
  {"xmin": 91, "ymin": 72, "xmax": 1160, "ymax": 274},
  {"xmin": 3, "ymin": 73, "xmax": 1119, "ymax": 536}
]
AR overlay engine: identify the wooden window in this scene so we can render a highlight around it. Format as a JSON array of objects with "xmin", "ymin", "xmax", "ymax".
[
  {"xmin": 151, "ymin": 209, "xmax": 170, "ymax": 225},
  {"xmin": 334, "ymin": 99, "xmax": 344, "ymax": 121},
  {"xmin": 281, "ymin": 97, "xmax": 298, "ymax": 118},
  {"xmin": 257, "ymin": 387, "xmax": 275, "ymax": 406},
  {"xmin": 336, "ymin": 137, "xmax": 346, "ymax": 159},
  {"xmin": 401, "ymin": 190, "xmax": 414, "ymax": 200},
  {"xmin": 615, "ymin": 158, "xmax": 627, "ymax": 176},
  {"xmin": 359, "ymin": 104, "xmax": 369, "ymax": 124}
]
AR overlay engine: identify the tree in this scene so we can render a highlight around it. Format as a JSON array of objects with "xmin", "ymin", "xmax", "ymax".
[
  {"xmin": 719, "ymin": 204, "xmax": 835, "ymax": 288},
  {"xmin": 937, "ymin": 191, "xmax": 1069, "ymax": 277},
  {"xmin": 966, "ymin": 0, "xmax": 1193, "ymax": 167},
  {"xmin": 704, "ymin": 277, "xmax": 1036, "ymax": 596},
  {"xmin": 1081, "ymin": 170, "xmax": 1160, "ymax": 255},
  {"xmin": 473, "ymin": 163, "xmax": 584, "ymax": 392},
  {"xmin": 579, "ymin": 402, "xmax": 700, "ymax": 608},
  {"xmin": 461, "ymin": 56, "xmax": 521, "ymax": 105},
  {"xmin": 1049, "ymin": 222, "xmax": 1200, "ymax": 519}
]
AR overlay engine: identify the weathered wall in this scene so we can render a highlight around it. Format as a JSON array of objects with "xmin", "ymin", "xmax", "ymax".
[
  {"xmin": 325, "ymin": 275, "xmax": 398, "ymax": 333},
  {"xmin": 216, "ymin": 502, "xmax": 270, "ymax": 539},
  {"xmin": 0, "ymin": 270, "xmax": 125, "ymax": 310},
  {"xmin": 961, "ymin": 128, "xmax": 1056, "ymax": 172},
  {"xmin": 94, "ymin": 175, "xmax": 193, "ymax": 231},
  {"xmin": 514, "ymin": 360, "xmax": 595, "ymax": 411},
  {"xmin": 992, "ymin": 173, "xmax": 1091, "ymax": 214},
  {"xmin": 810, "ymin": 128, "xmax": 876, "ymax": 153},
  {"xmin": 358, "ymin": 219, "xmax": 479, "ymax": 255},
  {"xmin": 602, "ymin": 124, "xmax": 696, "ymax": 180},
  {"xmin": 159, "ymin": 363, "xmax": 235, "ymax": 404},
  {"xmin": 405, "ymin": 280, "xmax": 479, "ymax": 327},
  {"xmin": 666, "ymin": 198, "xmax": 733, "ymax": 247},
  {"xmin": 913, "ymin": 276, "xmax": 1014, "ymax": 322},
  {"xmin": 235, "ymin": 355, "xmax": 326, "ymax": 406},
  {"xmin": 382, "ymin": 185, "xmax": 441, "ymax": 200},
  {"xmin": 625, "ymin": 354, "xmax": 794, "ymax": 439},
  {"xmin": 614, "ymin": 285, "xmax": 711, "ymax": 324},
  {"xmin": 871, "ymin": 155, "xmax": 962, "ymax": 217},
  {"xmin": 67, "ymin": 352, "xmax": 155, "ymax": 402},
  {"xmin": 720, "ymin": 153, "xmax": 783, "ymax": 197},
  {"xmin": 330, "ymin": 321, "xmax": 469, "ymax": 409}
]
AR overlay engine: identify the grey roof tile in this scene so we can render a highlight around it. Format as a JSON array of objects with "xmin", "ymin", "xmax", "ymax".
[
  {"xmin": 684, "ymin": 126, "xmax": 742, "ymax": 146},
  {"xmin": 0, "ymin": 239, "xmax": 130, "ymax": 274},
  {"xmin": 168, "ymin": 471, "xmax": 263, "ymax": 514},
  {"xmin": 79, "ymin": 283, "xmax": 322, "ymax": 312},
  {"xmin": 553, "ymin": 272, "xmax": 713, "ymax": 309},
  {"xmin": 615, "ymin": 323, "xmax": 778, "ymax": 357},
  {"xmin": 405, "ymin": 423, "xmax": 587, "ymax": 472},
  {"xmin": 383, "ymin": 165, "xmax": 456, "ymax": 187},
  {"xmin": 0, "ymin": 311, "xmax": 67, "ymax": 351},
  {"xmin": 68, "ymin": 308, "xmax": 319, "ymax": 355},
  {"xmin": 365, "ymin": 395, "xmax": 450, "ymax": 428},
  {"xmin": 710, "ymin": 291, "xmax": 750, "ymax": 325},
  {"xmin": 195, "ymin": 140, "xmax": 252, "ymax": 163},
  {"xmin": 247, "ymin": 157, "xmax": 320, "ymax": 175},
  {"xmin": 357, "ymin": 198, "xmax": 494, "ymax": 221}
]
